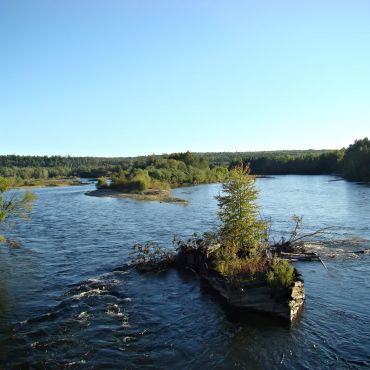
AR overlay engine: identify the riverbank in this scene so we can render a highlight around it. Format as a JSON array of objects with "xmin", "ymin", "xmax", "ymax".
[
  {"xmin": 86, "ymin": 188, "xmax": 188, "ymax": 205},
  {"xmin": 14, "ymin": 178, "xmax": 89, "ymax": 189}
]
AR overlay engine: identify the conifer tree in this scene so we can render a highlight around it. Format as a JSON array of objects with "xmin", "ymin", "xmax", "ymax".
[{"xmin": 216, "ymin": 164, "xmax": 268, "ymax": 258}]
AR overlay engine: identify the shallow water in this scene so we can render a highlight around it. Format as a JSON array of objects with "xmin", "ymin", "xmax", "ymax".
[{"xmin": 0, "ymin": 176, "xmax": 369, "ymax": 368}]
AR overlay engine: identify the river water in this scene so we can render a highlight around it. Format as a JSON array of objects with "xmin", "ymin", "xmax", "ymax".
[{"xmin": 0, "ymin": 176, "xmax": 369, "ymax": 369}]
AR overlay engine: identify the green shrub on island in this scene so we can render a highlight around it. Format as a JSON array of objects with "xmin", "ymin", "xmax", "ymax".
[
  {"xmin": 212, "ymin": 164, "xmax": 269, "ymax": 280},
  {"xmin": 211, "ymin": 164, "xmax": 296, "ymax": 289},
  {"xmin": 267, "ymin": 257, "xmax": 295, "ymax": 290},
  {"xmin": 214, "ymin": 253, "xmax": 269, "ymax": 283},
  {"xmin": 127, "ymin": 172, "xmax": 151, "ymax": 192},
  {"xmin": 96, "ymin": 176, "xmax": 108, "ymax": 189},
  {"xmin": 126, "ymin": 162, "xmax": 298, "ymax": 292},
  {"xmin": 106, "ymin": 153, "xmax": 229, "ymax": 193},
  {"xmin": 110, "ymin": 170, "xmax": 159, "ymax": 192},
  {"xmin": 216, "ymin": 164, "xmax": 269, "ymax": 257}
]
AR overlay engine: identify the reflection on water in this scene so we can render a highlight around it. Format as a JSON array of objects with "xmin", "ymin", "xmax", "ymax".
[{"xmin": 0, "ymin": 176, "xmax": 369, "ymax": 368}]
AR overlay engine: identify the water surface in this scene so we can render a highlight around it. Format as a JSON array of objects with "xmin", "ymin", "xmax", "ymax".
[{"xmin": 0, "ymin": 176, "xmax": 369, "ymax": 368}]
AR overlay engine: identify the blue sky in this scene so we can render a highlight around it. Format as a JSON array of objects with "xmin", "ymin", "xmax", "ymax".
[{"xmin": 1, "ymin": 0, "xmax": 369, "ymax": 156}]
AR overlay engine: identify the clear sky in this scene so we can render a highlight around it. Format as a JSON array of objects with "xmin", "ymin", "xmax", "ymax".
[{"xmin": 0, "ymin": 1, "xmax": 369, "ymax": 156}]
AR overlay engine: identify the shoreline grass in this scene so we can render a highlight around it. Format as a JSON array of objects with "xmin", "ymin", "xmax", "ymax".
[{"xmin": 13, "ymin": 178, "xmax": 88, "ymax": 189}]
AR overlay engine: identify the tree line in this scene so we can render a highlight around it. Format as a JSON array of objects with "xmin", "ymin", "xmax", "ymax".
[
  {"xmin": 231, "ymin": 150, "xmax": 344, "ymax": 175},
  {"xmin": 0, "ymin": 138, "xmax": 368, "ymax": 183},
  {"xmin": 341, "ymin": 137, "xmax": 370, "ymax": 181},
  {"xmin": 211, "ymin": 138, "xmax": 369, "ymax": 181}
]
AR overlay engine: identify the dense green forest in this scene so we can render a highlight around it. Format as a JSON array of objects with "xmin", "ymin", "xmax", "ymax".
[
  {"xmin": 0, "ymin": 138, "xmax": 368, "ymax": 184},
  {"xmin": 0, "ymin": 155, "xmax": 126, "ymax": 179},
  {"xmin": 105, "ymin": 152, "xmax": 229, "ymax": 192},
  {"xmin": 232, "ymin": 150, "xmax": 344, "ymax": 175},
  {"xmin": 341, "ymin": 138, "xmax": 370, "ymax": 181}
]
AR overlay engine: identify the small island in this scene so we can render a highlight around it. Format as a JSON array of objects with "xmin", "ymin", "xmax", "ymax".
[
  {"xmin": 85, "ymin": 152, "xmax": 229, "ymax": 204},
  {"xmin": 131, "ymin": 164, "xmax": 305, "ymax": 321},
  {"xmin": 86, "ymin": 187, "xmax": 188, "ymax": 205}
]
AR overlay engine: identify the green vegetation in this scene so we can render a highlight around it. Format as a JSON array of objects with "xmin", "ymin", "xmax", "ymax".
[
  {"xmin": 0, "ymin": 138, "xmax": 368, "ymax": 183},
  {"xmin": 0, "ymin": 155, "xmax": 123, "ymax": 179},
  {"xmin": 0, "ymin": 177, "xmax": 36, "ymax": 246},
  {"xmin": 212, "ymin": 164, "xmax": 296, "ymax": 290},
  {"xmin": 88, "ymin": 187, "xmax": 188, "ymax": 204},
  {"xmin": 213, "ymin": 164, "xmax": 271, "ymax": 281},
  {"xmin": 13, "ymin": 177, "xmax": 82, "ymax": 188},
  {"xmin": 267, "ymin": 257, "xmax": 295, "ymax": 290},
  {"xmin": 216, "ymin": 165, "xmax": 268, "ymax": 258},
  {"xmin": 214, "ymin": 253, "xmax": 268, "ymax": 281},
  {"xmin": 96, "ymin": 176, "xmax": 108, "ymax": 189},
  {"xmin": 108, "ymin": 152, "xmax": 228, "ymax": 193},
  {"xmin": 202, "ymin": 149, "xmax": 336, "ymax": 167},
  {"xmin": 230, "ymin": 150, "xmax": 344, "ymax": 175},
  {"xmin": 342, "ymin": 138, "xmax": 370, "ymax": 182}
]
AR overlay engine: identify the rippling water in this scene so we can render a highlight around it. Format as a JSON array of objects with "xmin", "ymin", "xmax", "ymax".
[{"xmin": 0, "ymin": 176, "xmax": 369, "ymax": 368}]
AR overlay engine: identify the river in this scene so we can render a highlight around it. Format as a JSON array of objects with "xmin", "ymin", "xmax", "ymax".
[{"xmin": 0, "ymin": 176, "xmax": 369, "ymax": 368}]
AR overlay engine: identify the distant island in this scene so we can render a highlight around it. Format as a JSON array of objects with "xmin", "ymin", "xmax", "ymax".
[
  {"xmin": 86, "ymin": 188, "xmax": 188, "ymax": 205},
  {"xmin": 85, "ymin": 151, "xmax": 228, "ymax": 204}
]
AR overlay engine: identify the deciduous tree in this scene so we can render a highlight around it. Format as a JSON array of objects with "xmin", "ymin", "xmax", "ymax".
[{"xmin": 0, "ymin": 177, "xmax": 36, "ymax": 245}]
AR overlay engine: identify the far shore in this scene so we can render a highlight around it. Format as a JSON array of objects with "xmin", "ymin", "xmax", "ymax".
[
  {"xmin": 86, "ymin": 188, "xmax": 188, "ymax": 205},
  {"xmin": 14, "ymin": 178, "xmax": 90, "ymax": 189}
]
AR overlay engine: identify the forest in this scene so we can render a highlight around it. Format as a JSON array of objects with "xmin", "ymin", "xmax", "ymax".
[{"xmin": 0, "ymin": 138, "xmax": 368, "ymax": 184}]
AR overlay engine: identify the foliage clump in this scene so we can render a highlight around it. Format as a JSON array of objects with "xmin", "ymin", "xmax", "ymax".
[
  {"xmin": 215, "ymin": 254, "xmax": 269, "ymax": 283},
  {"xmin": 108, "ymin": 152, "xmax": 228, "ymax": 193},
  {"xmin": 267, "ymin": 257, "xmax": 295, "ymax": 290},
  {"xmin": 211, "ymin": 164, "xmax": 297, "ymax": 289},
  {"xmin": 0, "ymin": 177, "xmax": 36, "ymax": 246},
  {"xmin": 342, "ymin": 137, "xmax": 370, "ymax": 181},
  {"xmin": 213, "ymin": 164, "xmax": 269, "ymax": 280},
  {"xmin": 96, "ymin": 176, "xmax": 108, "ymax": 189},
  {"xmin": 216, "ymin": 164, "xmax": 268, "ymax": 257}
]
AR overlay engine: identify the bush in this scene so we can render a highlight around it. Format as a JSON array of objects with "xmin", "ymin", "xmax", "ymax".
[
  {"xmin": 96, "ymin": 176, "xmax": 108, "ymax": 189},
  {"xmin": 110, "ymin": 175, "xmax": 128, "ymax": 190},
  {"xmin": 267, "ymin": 257, "xmax": 295, "ymax": 290},
  {"xmin": 150, "ymin": 179, "xmax": 171, "ymax": 190},
  {"xmin": 0, "ymin": 177, "xmax": 36, "ymax": 245},
  {"xmin": 214, "ymin": 254, "xmax": 268, "ymax": 281},
  {"xmin": 127, "ymin": 174, "xmax": 150, "ymax": 192},
  {"xmin": 214, "ymin": 257, "xmax": 244, "ymax": 277}
]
